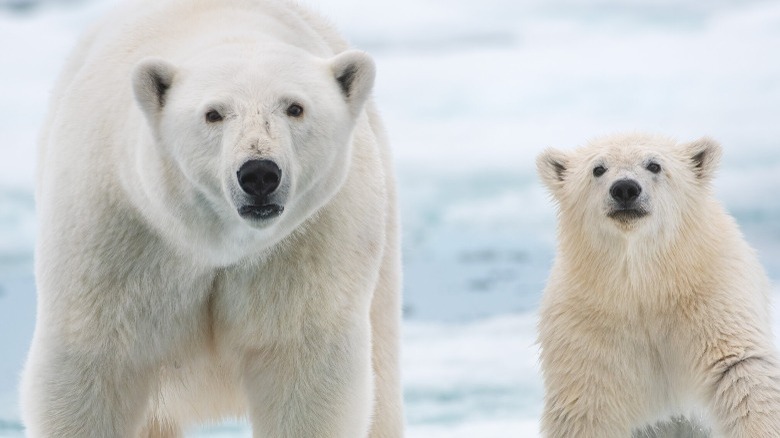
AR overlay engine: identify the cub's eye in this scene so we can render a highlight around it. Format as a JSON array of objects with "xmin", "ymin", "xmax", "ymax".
[
  {"xmin": 593, "ymin": 165, "xmax": 607, "ymax": 177},
  {"xmin": 286, "ymin": 103, "xmax": 304, "ymax": 118},
  {"xmin": 646, "ymin": 162, "xmax": 662, "ymax": 174},
  {"xmin": 205, "ymin": 109, "xmax": 223, "ymax": 123}
]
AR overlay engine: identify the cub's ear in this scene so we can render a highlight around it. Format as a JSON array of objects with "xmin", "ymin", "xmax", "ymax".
[
  {"xmin": 682, "ymin": 136, "xmax": 722, "ymax": 184},
  {"xmin": 536, "ymin": 148, "xmax": 569, "ymax": 195},
  {"xmin": 132, "ymin": 58, "xmax": 177, "ymax": 122},
  {"xmin": 329, "ymin": 50, "xmax": 376, "ymax": 117}
]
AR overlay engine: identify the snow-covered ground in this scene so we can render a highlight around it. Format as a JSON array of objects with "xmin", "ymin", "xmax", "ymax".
[{"xmin": 1, "ymin": 0, "xmax": 779, "ymax": 435}]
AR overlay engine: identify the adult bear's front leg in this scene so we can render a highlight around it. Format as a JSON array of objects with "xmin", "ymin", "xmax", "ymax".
[
  {"xmin": 242, "ymin": 316, "xmax": 374, "ymax": 438},
  {"xmin": 20, "ymin": 231, "xmax": 212, "ymax": 438},
  {"xmin": 20, "ymin": 336, "xmax": 157, "ymax": 437}
]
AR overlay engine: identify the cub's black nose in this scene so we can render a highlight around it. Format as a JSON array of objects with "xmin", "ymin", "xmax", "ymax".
[
  {"xmin": 237, "ymin": 160, "xmax": 282, "ymax": 198},
  {"xmin": 610, "ymin": 179, "xmax": 641, "ymax": 204}
]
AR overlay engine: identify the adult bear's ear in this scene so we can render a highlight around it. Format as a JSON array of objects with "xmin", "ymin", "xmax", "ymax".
[
  {"xmin": 133, "ymin": 58, "xmax": 177, "ymax": 123},
  {"xmin": 682, "ymin": 136, "xmax": 722, "ymax": 184},
  {"xmin": 537, "ymin": 148, "xmax": 569, "ymax": 196},
  {"xmin": 329, "ymin": 50, "xmax": 376, "ymax": 117}
]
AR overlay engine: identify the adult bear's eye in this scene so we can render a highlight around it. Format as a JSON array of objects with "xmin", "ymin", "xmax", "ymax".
[
  {"xmin": 205, "ymin": 109, "xmax": 223, "ymax": 123},
  {"xmin": 286, "ymin": 104, "xmax": 304, "ymax": 118},
  {"xmin": 646, "ymin": 162, "xmax": 661, "ymax": 174},
  {"xmin": 593, "ymin": 165, "xmax": 607, "ymax": 177}
]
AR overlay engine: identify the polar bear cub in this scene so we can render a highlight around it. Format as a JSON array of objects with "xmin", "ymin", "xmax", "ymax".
[
  {"xmin": 536, "ymin": 133, "xmax": 780, "ymax": 438},
  {"xmin": 20, "ymin": 0, "xmax": 403, "ymax": 437}
]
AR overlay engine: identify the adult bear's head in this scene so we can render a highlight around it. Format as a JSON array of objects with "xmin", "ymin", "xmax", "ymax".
[{"xmin": 131, "ymin": 45, "xmax": 375, "ymax": 259}]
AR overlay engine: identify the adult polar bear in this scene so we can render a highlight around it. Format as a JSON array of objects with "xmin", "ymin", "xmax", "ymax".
[
  {"xmin": 20, "ymin": 0, "xmax": 403, "ymax": 436},
  {"xmin": 536, "ymin": 133, "xmax": 780, "ymax": 437}
]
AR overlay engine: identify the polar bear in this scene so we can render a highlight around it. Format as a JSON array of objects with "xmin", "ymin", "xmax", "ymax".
[
  {"xmin": 20, "ymin": 0, "xmax": 403, "ymax": 436},
  {"xmin": 536, "ymin": 133, "xmax": 780, "ymax": 438}
]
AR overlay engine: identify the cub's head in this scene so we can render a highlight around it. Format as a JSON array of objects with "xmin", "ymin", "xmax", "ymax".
[
  {"xmin": 131, "ymin": 46, "xmax": 375, "ymax": 256},
  {"xmin": 537, "ymin": 133, "xmax": 722, "ymax": 241}
]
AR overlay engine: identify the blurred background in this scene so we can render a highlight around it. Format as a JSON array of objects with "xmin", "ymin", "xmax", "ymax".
[{"xmin": 1, "ymin": 0, "xmax": 779, "ymax": 436}]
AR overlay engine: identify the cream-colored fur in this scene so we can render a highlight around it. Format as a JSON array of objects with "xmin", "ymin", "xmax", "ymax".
[
  {"xmin": 536, "ymin": 133, "xmax": 780, "ymax": 438},
  {"xmin": 20, "ymin": 0, "xmax": 403, "ymax": 436}
]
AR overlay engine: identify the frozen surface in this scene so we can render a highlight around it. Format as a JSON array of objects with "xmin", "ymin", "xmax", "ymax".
[{"xmin": 1, "ymin": 0, "xmax": 780, "ymax": 435}]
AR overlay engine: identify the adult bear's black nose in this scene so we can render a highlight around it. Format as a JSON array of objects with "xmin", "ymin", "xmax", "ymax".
[
  {"xmin": 610, "ymin": 179, "xmax": 641, "ymax": 204},
  {"xmin": 237, "ymin": 160, "xmax": 282, "ymax": 199}
]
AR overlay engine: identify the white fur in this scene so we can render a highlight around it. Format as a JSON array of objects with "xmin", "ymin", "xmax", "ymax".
[
  {"xmin": 21, "ymin": 0, "xmax": 403, "ymax": 436},
  {"xmin": 536, "ymin": 133, "xmax": 780, "ymax": 438}
]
